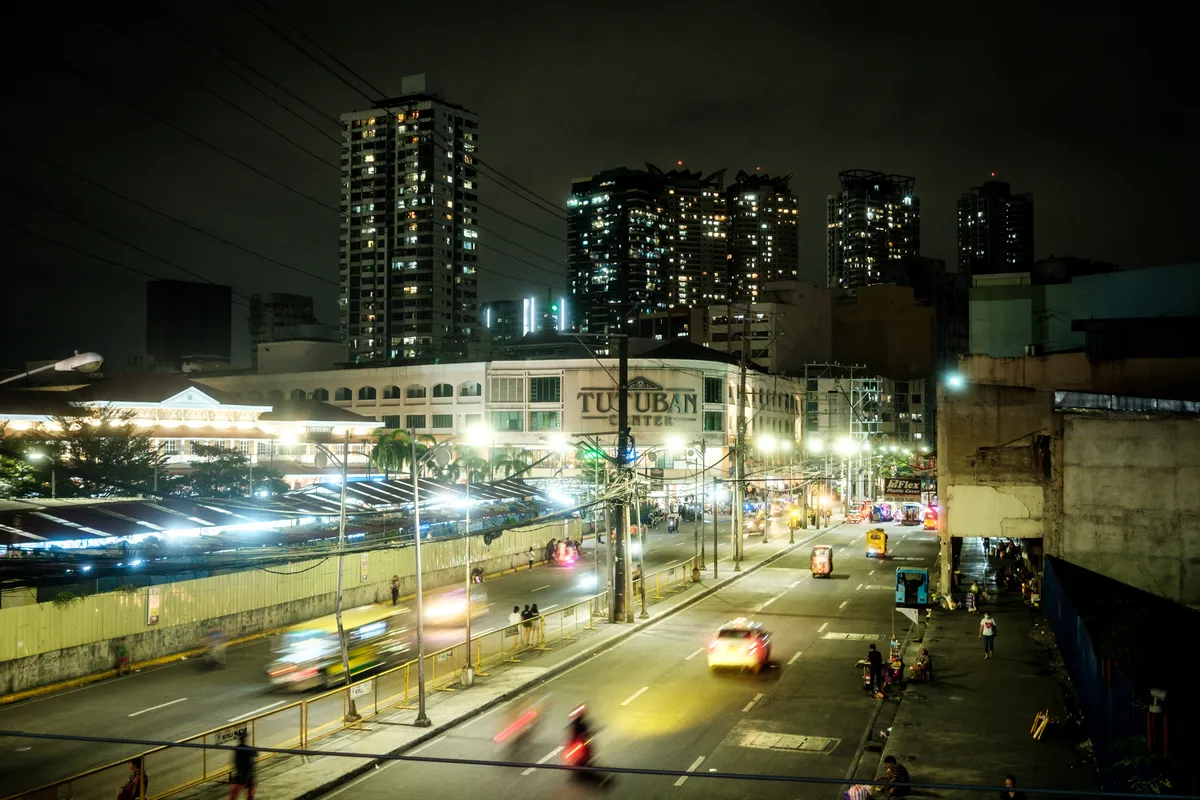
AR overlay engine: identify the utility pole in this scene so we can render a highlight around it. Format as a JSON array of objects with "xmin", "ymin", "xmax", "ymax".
[
  {"xmin": 734, "ymin": 311, "xmax": 749, "ymax": 570},
  {"xmin": 333, "ymin": 431, "xmax": 359, "ymax": 721},
  {"xmin": 616, "ymin": 333, "xmax": 633, "ymax": 623},
  {"xmin": 712, "ymin": 476, "xmax": 720, "ymax": 580},
  {"xmin": 695, "ymin": 438, "xmax": 706, "ymax": 570}
]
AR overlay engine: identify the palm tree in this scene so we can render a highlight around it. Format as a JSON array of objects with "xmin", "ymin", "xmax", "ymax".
[
  {"xmin": 369, "ymin": 430, "xmax": 408, "ymax": 479},
  {"xmin": 492, "ymin": 446, "xmax": 533, "ymax": 479}
]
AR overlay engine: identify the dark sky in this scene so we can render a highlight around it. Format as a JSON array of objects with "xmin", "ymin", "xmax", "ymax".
[{"xmin": 1, "ymin": 3, "xmax": 1192, "ymax": 370}]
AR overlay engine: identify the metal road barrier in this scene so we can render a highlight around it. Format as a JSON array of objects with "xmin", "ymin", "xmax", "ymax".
[{"xmin": 6, "ymin": 557, "xmax": 699, "ymax": 800}]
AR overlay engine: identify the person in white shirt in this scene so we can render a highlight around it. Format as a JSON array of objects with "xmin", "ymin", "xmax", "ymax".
[
  {"xmin": 507, "ymin": 606, "xmax": 522, "ymax": 648},
  {"xmin": 979, "ymin": 612, "xmax": 998, "ymax": 658}
]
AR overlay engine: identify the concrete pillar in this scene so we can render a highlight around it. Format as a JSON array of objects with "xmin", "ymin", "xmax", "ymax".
[{"xmin": 939, "ymin": 531, "xmax": 953, "ymax": 595}]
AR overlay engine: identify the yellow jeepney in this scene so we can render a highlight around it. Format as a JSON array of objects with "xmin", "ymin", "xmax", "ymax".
[
  {"xmin": 267, "ymin": 605, "xmax": 410, "ymax": 691},
  {"xmin": 866, "ymin": 528, "xmax": 888, "ymax": 558}
]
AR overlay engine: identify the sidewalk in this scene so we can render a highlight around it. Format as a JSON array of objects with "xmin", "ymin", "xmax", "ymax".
[
  {"xmin": 169, "ymin": 522, "xmax": 840, "ymax": 800},
  {"xmin": 868, "ymin": 538, "xmax": 1097, "ymax": 798}
]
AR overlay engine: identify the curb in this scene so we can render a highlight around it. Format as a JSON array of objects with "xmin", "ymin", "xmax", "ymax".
[{"xmin": 294, "ymin": 523, "xmax": 842, "ymax": 800}]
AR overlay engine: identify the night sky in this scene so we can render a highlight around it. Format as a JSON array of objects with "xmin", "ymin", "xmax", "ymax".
[{"xmin": 1, "ymin": 3, "xmax": 1192, "ymax": 370}]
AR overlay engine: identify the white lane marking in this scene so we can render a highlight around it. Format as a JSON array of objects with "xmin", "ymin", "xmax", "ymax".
[
  {"xmin": 839, "ymin": 600, "xmax": 849, "ymax": 609},
  {"xmin": 675, "ymin": 756, "xmax": 706, "ymax": 786},
  {"xmin": 522, "ymin": 746, "xmax": 563, "ymax": 776},
  {"xmin": 788, "ymin": 651, "xmax": 803, "ymax": 665},
  {"xmin": 531, "ymin": 585, "xmax": 551, "ymax": 593},
  {"xmin": 760, "ymin": 597, "xmax": 776, "ymax": 609},
  {"xmin": 742, "ymin": 693, "xmax": 763, "ymax": 713},
  {"xmin": 15, "ymin": 747, "xmax": 31, "ymax": 752},
  {"xmin": 818, "ymin": 622, "xmax": 830, "ymax": 633},
  {"xmin": 685, "ymin": 647, "xmax": 705, "ymax": 661},
  {"xmin": 856, "ymin": 583, "xmax": 863, "ymax": 591},
  {"xmin": 227, "ymin": 700, "xmax": 285, "ymax": 722},
  {"xmin": 789, "ymin": 580, "xmax": 801, "ymax": 588},
  {"xmin": 128, "ymin": 697, "xmax": 187, "ymax": 717},
  {"xmin": 620, "ymin": 686, "xmax": 650, "ymax": 706},
  {"xmin": 409, "ymin": 735, "xmax": 446, "ymax": 755},
  {"xmin": 869, "ymin": 569, "xmax": 875, "ymax": 575}
]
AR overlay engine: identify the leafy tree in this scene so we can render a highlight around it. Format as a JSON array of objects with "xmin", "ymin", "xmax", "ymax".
[
  {"xmin": 180, "ymin": 443, "xmax": 286, "ymax": 498},
  {"xmin": 370, "ymin": 429, "xmax": 437, "ymax": 478},
  {"xmin": 48, "ymin": 409, "xmax": 165, "ymax": 497},
  {"xmin": 491, "ymin": 446, "xmax": 532, "ymax": 479},
  {"xmin": 0, "ymin": 424, "xmax": 41, "ymax": 499}
]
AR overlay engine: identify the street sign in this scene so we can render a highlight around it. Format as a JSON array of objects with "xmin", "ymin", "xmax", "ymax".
[
  {"xmin": 360, "ymin": 553, "xmax": 369, "ymax": 583},
  {"xmin": 884, "ymin": 478, "xmax": 923, "ymax": 497},
  {"xmin": 350, "ymin": 682, "xmax": 372, "ymax": 700},
  {"xmin": 146, "ymin": 587, "xmax": 160, "ymax": 626}
]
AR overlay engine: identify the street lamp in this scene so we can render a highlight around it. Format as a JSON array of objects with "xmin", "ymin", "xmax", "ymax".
[
  {"xmin": 0, "ymin": 352, "xmax": 104, "ymax": 385},
  {"xmin": 755, "ymin": 436, "xmax": 776, "ymax": 542},
  {"xmin": 460, "ymin": 424, "xmax": 493, "ymax": 684},
  {"xmin": 410, "ymin": 431, "xmax": 454, "ymax": 727},
  {"xmin": 285, "ymin": 429, "xmax": 361, "ymax": 721},
  {"xmin": 27, "ymin": 450, "xmax": 55, "ymax": 498}
]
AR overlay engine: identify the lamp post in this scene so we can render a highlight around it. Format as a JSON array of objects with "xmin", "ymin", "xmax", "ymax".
[
  {"xmin": 410, "ymin": 431, "xmax": 453, "ymax": 727},
  {"xmin": 757, "ymin": 435, "xmax": 776, "ymax": 543},
  {"xmin": 0, "ymin": 352, "xmax": 103, "ymax": 385},
  {"xmin": 461, "ymin": 424, "xmax": 493, "ymax": 683}
]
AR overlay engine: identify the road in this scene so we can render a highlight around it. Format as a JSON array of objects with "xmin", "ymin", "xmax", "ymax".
[
  {"xmin": 0, "ymin": 521, "xmax": 727, "ymax": 794},
  {"xmin": 325, "ymin": 521, "xmax": 937, "ymax": 800}
]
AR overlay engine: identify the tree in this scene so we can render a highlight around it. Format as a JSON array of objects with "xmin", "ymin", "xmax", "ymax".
[
  {"xmin": 492, "ymin": 446, "xmax": 532, "ymax": 479},
  {"xmin": 49, "ymin": 409, "xmax": 165, "ymax": 497},
  {"xmin": 0, "ymin": 424, "xmax": 40, "ymax": 499},
  {"xmin": 179, "ymin": 443, "xmax": 286, "ymax": 498},
  {"xmin": 370, "ymin": 429, "xmax": 408, "ymax": 479}
]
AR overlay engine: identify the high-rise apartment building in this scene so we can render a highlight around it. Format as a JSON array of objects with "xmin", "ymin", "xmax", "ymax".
[
  {"xmin": 339, "ymin": 75, "xmax": 479, "ymax": 364},
  {"xmin": 146, "ymin": 280, "xmax": 231, "ymax": 366},
  {"xmin": 827, "ymin": 170, "xmax": 920, "ymax": 290},
  {"xmin": 727, "ymin": 171, "xmax": 799, "ymax": 299},
  {"xmin": 957, "ymin": 179, "xmax": 1034, "ymax": 276},
  {"xmin": 249, "ymin": 293, "xmax": 316, "ymax": 369},
  {"xmin": 568, "ymin": 168, "xmax": 668, "ymax": 333},
  {"xmin": 651, "ymin": 164, "xmax": 729, "ymax": 305}
]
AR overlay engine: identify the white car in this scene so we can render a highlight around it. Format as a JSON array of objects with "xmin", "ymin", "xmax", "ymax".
[{"xmin": 707, "ymin": 618, "xmax": 771, "ymax": 672}]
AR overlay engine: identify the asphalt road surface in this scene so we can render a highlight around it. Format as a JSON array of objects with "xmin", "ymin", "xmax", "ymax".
[
  {"xmin": 0, "ymin": 523, "xmax": 725, "ymax": 795},
  {"xmin": 323, "ymin": 521, "xmax": 937, "ymax": 800}
]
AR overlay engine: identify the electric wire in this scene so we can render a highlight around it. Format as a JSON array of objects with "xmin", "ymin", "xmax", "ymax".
[{"xmin": 99, "ymin": 13, "xmax": 340, "ymax": 171}]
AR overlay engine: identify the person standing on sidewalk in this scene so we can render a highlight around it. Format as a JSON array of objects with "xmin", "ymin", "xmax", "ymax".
[
  {"xmin": 390, "ymin": 575, "xmax": 400, "ymax": 606},
  {"xmin": 507, "ymin": 606, "xmax": 522, "ymax": 648},
  {"xmin": 114, "ymin": 637, "xmax": 130, "ymax": 676},
  {"xmin": 521, "ymin": 604, "xmax": 533, "ymax": 645},
  {"xmin": 527, "ymin": 547, "xmax": 535, "ymax": 570},
  {"xmin": 979, "ymin": 611, "xmax": 998, "ymax": 658},
  {"xmin": 866, "ymin": 643, "xmax": 884, "ymax": 696},
  {"xmin": 998, "ymin": 774, "xmax": 1026, "ymax": 800},
  {"xmin": 228, "ymin": 729, "xmax": 256, "ymax": 799}
]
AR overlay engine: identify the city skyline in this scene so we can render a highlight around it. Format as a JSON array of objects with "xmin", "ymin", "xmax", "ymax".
[{"xmin": 2, "ymin": 4, "xmax": 1193, "ymax": 369}]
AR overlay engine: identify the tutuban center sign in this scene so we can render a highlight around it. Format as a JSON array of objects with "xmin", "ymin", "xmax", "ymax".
[{"xmin": 578, "ymin": 376, "xmax": 699, "ymax": 428}]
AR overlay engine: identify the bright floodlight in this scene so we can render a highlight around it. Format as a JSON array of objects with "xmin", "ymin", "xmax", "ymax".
[
  {"xmin": 778, "ymin": 439, "xmax": 794, "ymax": 452},
  {"xmin": 667, "ymin": 435, "xmax": 685, "ymax": 453},
  {"xmin": 946, "ymin": 374, "xmax": 965, "ymax": 390},
  {"xmin": 548, "ymin": 432, "xmax": 570, "ymax": 452},
  {"xmin": 835, "ymin": 438, "xmax": 854, "ymax": 455},
  {"xmin": 27, "ymin": 451, "xmax": 48, "ymax": 461},
  {"xmin": 465, "ymin": 422, "xmax": 494, "ymax": 447},
  {"xmin": 806, "ymin": 439, "xmax": 824, "ymax": 454},
  {"xmin": 757, "ymin": 434, "xmax": 776, "ymax": 453},
  {"xmin": 861, "ymin": 441, "xmax": 872, "ymax": 452}
]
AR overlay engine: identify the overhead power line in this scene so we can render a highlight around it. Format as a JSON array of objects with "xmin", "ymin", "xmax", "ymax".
[
  {"xmin": 64, "ymin": 64, "xmax": 343, "ymax": 216},
  {"xmin": 0, "ymin": 136, "xmax": 340, "ymax": 289},
  {"xmin": 98, "ymin": 13, "xmax": 340, "ymax": 171},
  {"xmin": 0, "ymin": 218, "xmax": 250, "ymax": 309},
  {"xmin": 149, "ymin": 1, "xmax": 345, "ymax": 135}
]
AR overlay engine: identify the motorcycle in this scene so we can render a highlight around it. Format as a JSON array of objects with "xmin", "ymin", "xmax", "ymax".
[{"xmin": 563, "ymin": 704, "xmax": 604, "ymax": 783}]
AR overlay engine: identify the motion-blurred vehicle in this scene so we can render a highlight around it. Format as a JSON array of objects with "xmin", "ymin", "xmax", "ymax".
[
  {"xmin": 810, "ymin": 544, "xmax": 833, "ymax": 577},
  {"xmin": 425, "ymin": 585, "xmax": 489, "ymax": 624},
  {"xmin": 742, "ymin": 515, "xmax": 765, "ymax": 535},
  {"xmin": 922, "ymin": 507, "xmax": 938, "ymax": 531},
  {"xmin": 707, "ymin": 618, "xmax": 771, "ymax": 673},
  {"xmin": 267, "ymin": 606, "xmax": 409, "ymax": 691}
]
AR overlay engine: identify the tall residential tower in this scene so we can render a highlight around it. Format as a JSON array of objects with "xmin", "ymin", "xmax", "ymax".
[
  {"xmin": 957, "ymin": 179, "xmax": 1034, "ymax": 276},
  {"xmin": 727, "ymin": 170, "xmax": 799, "ymax": 299},
  {"xmin": 826, "ymin": 170, "xmax": 920, "ymax": 290},
  {"xmin": 339, "ymin": 75, "xmax": 479, "ymax": 363}
]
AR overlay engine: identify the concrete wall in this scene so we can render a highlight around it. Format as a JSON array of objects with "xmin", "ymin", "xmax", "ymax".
[
  {"xmin": 1060, "ymin": 415, "xmax": 1200, "ymax": 607},
  {"xmin": 936, "ymin": 382, "xmax": 1056, "ymax": 541},
  {"xmin": 962, "ymin": 352, "xmax": 1200, "ymax": 402},
  {"xmin": 832, "ymin": 284, "xmax": 935, "ymax": 380},
  {"xmin": 0, "ymin": 519, "xmax": 579, "ymax": 694}
]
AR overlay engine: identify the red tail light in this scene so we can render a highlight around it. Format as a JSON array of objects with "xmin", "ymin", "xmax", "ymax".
[
  {"xmin": 493, "ymin": 710, "xmax": 538, "ymax": 743},
  {"xmin": 563, "ymin": 740, "xmax": 586, "ymax": 764}
]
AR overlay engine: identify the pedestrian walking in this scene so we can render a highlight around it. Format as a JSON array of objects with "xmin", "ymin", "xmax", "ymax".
[
  {"xmin": 529, "ymin": 603, "xmax": 542, "ymax": 645},
  {"xmin": 998, "ymin": 774, "xmax": 1026, "ymax": 800},
  {"xmin": 968, "ymin": 580, "xmax": 980, "ymax": 613},
  {"xmin": 527, "ymin": 547, "xmax": 535, "ymax": 571},
  {"xmin": 390, "ymin": 575, "xmax": 400, "ymax": 606},
  {"xmin": 228, "ymin": 729, "xmax": 256, "ymax": 799},
  {"xmin": 521, "ymin": 604, "xmax": 533, "ymax": 645},
  {"xmin": 881, "ymin": 755, "xmax": 910, "ymax": 797},
  {"xmin": 114, "ymin": 637, "xmax": 130, "ymax": 676},
  {"xmin": 979, "ymin": 611, "xmax": 998, "ymax": 658},
  {"xmin": 507, "ymin": 606, "xmax": 522, "ymax": 648}
]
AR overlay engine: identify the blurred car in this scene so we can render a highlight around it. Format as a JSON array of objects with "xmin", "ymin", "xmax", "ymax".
[
  {"xmin": 742, "ymin": 515, "xmax": 765, "ymax": 535},
  {"xmin": 707, "ymin": 618, "xmax": 771, "ymax": 673}
]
